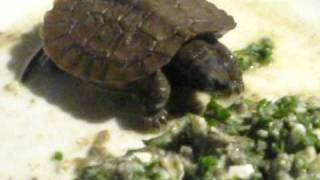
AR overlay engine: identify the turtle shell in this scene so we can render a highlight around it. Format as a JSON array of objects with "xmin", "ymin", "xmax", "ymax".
[{"xmin": 42, "ymin": 0, "xmax": 236, "ymax": 87}]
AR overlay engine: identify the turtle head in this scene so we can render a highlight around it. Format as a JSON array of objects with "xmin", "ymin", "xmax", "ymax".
[
  {"xmin": 202, "ymin": 42, "xmax": 244, "ymax": 94},
  {"xmin": 172, "ymin": 40, "xmax": 244, "ymax": 94}
]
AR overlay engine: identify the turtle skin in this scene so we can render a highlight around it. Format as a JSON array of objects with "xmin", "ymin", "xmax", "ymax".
[{"xmin": 41, "ymin": 0, "xmax": 243, "ymax": 127}]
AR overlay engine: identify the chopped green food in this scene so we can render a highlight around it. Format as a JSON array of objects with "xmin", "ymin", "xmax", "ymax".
[
  {"xmin": 76, "ymin": 96, "xmax": 320, "ymax": 180},
  {"xmin": 73, "ymin": 37, "xmax": 315, "ymax": 180},
  {"xmin": 233, "ymin": 38, "xmax": 274, "ymax": 71},
  {"xmin": 52, "ymin": 151, "xmax": 63, "ymax": 161},
  {"xmin": 206, "ymin": 98, "xmax": 231, "ymax": 122},
  {"xmin": 197, "ymin": 156, "xmax": 219, "ymax": 180}
]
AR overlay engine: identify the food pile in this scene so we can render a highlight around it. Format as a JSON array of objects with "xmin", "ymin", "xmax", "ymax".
[
  {"xmin": 74, "ymin": 39, "xmax": 320, "ymax": 179},
  {"xmin": 77, "ymin": 96, "xmax": 320, "ymax": 180}
]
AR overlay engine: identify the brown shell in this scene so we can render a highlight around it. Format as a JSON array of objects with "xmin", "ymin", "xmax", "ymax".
[{"xmin": 42, "ymin": 0, "xmax": 236, "ymax": 87}]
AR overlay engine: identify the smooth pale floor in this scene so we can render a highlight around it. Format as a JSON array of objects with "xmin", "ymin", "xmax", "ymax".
[{"xmin": 0, "ymin": 0, "xmax": 319, "ymax": 179}]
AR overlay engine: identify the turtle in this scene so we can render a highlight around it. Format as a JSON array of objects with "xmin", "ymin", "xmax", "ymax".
[{"xmin": 22, "ymin": 0, "xmax": 244, "ymax": 127}]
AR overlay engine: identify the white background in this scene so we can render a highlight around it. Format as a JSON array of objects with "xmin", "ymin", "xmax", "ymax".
[{"xmin": 0, "ymin": 0, "xmax": 319, "ymax": 179}]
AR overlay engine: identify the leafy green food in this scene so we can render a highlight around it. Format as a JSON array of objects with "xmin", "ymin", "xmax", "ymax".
[
  {"xmin": 75, "ymin": 37, "xmax": 320, "ymax": 180},
  {"xmin": 78, "ymin": 166, "xmax": 111, "ymax": 180},
  {"xmin": 206, "ymin": 98, "xmax": 231, "ymax": 122},
  {"xmin": 233, "ymin": 38, "xmax": 274, "ymax": 71},
  {"xmin": 52, "ymin": 151, "xmax": 63, "ymax": 161},
  {"xmin": 76, "ymin": 96, "xmax": 320, "ymax": 180},
  {"xmin": 197, "ymin": 156, "xmax": 218, "ymax": 180}
]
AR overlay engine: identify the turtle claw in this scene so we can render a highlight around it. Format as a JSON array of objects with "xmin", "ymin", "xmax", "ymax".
[
  {"xmin": 19, "ymin": 43, "xmax": 45, "ymax": 82},
  {"xmin": 19, "ymin": 46, "xmax": 55, "ymax": 82},
  {"xmin": 144, "ymin": 109, "xmax": 168, "ymax": 128}
]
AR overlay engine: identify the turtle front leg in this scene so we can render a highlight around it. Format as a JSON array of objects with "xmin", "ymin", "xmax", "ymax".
[
  {"xmin": 126, "ymin": 70, "xmax": 171, "ymax": 128},
  {"xmin": 168, "ymin": 39, "xmax": 244, "ymax": 94}
]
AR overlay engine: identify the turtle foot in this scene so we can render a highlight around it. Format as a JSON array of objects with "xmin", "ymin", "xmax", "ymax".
[{"xmin": 143, "ymin": 109, "xmax": 168, "ymax": 128}]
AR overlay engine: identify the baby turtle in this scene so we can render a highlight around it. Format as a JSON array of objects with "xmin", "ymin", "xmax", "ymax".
[{"xmin": 22, "ymin": 0, "xmax": 244, "ymax": 127}]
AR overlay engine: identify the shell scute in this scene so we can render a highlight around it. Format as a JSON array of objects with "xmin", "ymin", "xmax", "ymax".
[
  {"xmin": 119, "ymin": 9, "xmax": 143, "ymax": 32},
  {"xmin": 112, "ymin": 31, "xmax": 154, "ymax": 68},
  {"xmin": 60, "ymin": 48, "xmax": 81, "ymax": 70},
  {"xmin": 42, "ymin": 23, "xmax": 67, "ymax": 42},
  {"xmin": 142, "ymin": 53, "xmax": 171, "ymax": 74},
  {"xmin": 141, "ymin": 13, "xmax": 174, "ymax": 41},
  {"xmin": 91, "ymin": 0, "xmax": 109, "ymax": 13},
  {"xmin": 42, "ymin": 0, "xmax": 236, "ymax": 86},
  {"xmin": 43, "ymin": 9, "xmax": 72, "ymax": 25},
  {"xmin": 44, "ymin": 36, "xmax": 74, "ymax": 60},
  {"xmin": 153, "ymin": 36, "xmax": 184, "ymax": 57},
  {"xmin": 85, "ymin": 22, "xmax": 122, "ymax": 57},
  {"xmin": 73, "ymin": 54, "xmax": 94, "ymax": 77},
  {"xmin": 89, "ymin": 60, "xmax": 108, "ymax": 81},
  {"xmin": 53, "ymin": 0, "xmax": 78, "ymax": 11}
]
